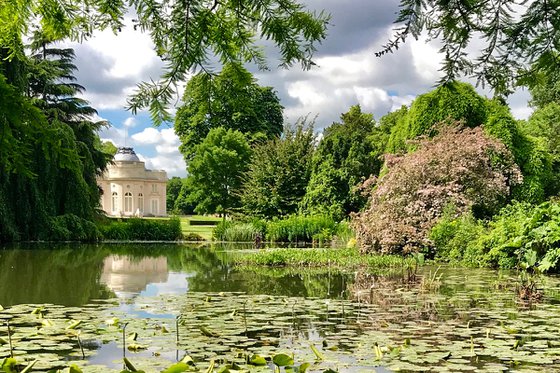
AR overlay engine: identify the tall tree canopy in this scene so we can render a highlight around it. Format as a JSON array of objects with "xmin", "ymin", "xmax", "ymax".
[
  {"xmin": 381, "ymin": 1, "xmax": 560, "ymax": 96},
  {"xmin": 175, "ymin": 63, "xmax": 283, "ymax": 160},
  {"xmin": 185, "ymin": 127, "xmax": 252, "ymax": 216},
  {"xmin": 301, "ymin": 105, "xmax": 383, "ymax": 220},
  {"xmin": 0, "ymin": 0, "xmax": 329, "ymax": 124},
  {"xmin": 0, "ymin": 40, "xmax": 109, "ymax": 242},
  {"xmin": 241, "ymin": 121, "xmax": 315, "ymax": 219}
]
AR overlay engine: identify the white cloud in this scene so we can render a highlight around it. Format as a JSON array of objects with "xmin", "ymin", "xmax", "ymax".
[
  {"xmin": 131, "ymin": 127, "xmax": 161, "ymax": 144},
  {"xmin": 131, "ymin": 127, "xmax": 186, "ymax": 177},
  {"xmin": 123, "ymin": 117, "xmax": 137, "ymax": 128}
]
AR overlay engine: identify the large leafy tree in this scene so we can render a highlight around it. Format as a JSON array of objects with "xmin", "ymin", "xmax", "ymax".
[
  {"xmin": 384, "ymin": 81, "xmax": 554, "ymax": 203},
  {"xmin": 0, "ymin": 0, "xmax": 329, "ymax": 124},
  {"xmin": 0, "ymin": 40, "xmax": 108, "ymax": 241},
  {"xmin": 301, "ymin": 105, "xmax": 383, "ymax": 220},
  {"xmin": 241, "ymin": 121, "xmax": 315, "ymax": 219},
  {"xmin": 175, "ymin": 63, "xmax": 284, "ymax": 160},
  {"xmin": 381, "ymin": 1, "xmax": 560, "ymax": 96},
  {"xmin": 166, "ymin": 176, "xmax": 184, "ymax": 213},
  {"xmin": 185, "ymin": 127, "xmax": 252, "ymax": 216}
]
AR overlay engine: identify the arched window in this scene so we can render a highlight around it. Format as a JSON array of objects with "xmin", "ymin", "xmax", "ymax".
[
  {"xmin": 124, "ymin": 192, "xmax": 133, "ymax": 213},
  {"xmin": 111, "ymin": 192, "xmax": 118, "ymax": 213},
  {"xmin": 138, "ymin": 193, "xmax": 144, "ymax": 213}
]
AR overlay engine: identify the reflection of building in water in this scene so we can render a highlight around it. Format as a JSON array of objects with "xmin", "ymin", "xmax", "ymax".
[{"xmin": 100, "ymin": 255, "xmax": 169, "ymax": 297}]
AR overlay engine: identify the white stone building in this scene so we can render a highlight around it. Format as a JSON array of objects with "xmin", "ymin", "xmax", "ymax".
[{"xmin": 98, "ymin": 147, "xmax": 167, "ymax": 217}]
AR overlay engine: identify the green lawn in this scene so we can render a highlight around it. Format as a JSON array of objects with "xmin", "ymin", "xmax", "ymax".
[{"xmin": 179, "ymin": 215, "xmax": 222, "ymax": 240}]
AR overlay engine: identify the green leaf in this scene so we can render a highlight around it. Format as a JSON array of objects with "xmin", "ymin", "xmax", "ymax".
[
  {"xmin": 2, "ymin": 358, "xmax": 18, "ymax": 373},
  {"xmin": 161, "ymin": 362, "xmax": 192, "ymax": 373},
  {"xmin": 249, "ymin": 354, "xmax": 267, "ymax": 366},
  {"xmin": 272, "ymin": 353, "xmax": 294, "ymax": 367}
]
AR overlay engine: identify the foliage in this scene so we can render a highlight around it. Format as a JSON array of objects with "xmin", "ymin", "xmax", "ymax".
[
  {"xmin": 526, "ymin": 58, "xmax": 560, "ymax": 109},
  {"xmin": 386, "ymin": 81, "xmax": 488, "ymax": 153},
  {"xmin": 175, "ymin": 63, "xmax": 283, "ymax": 160},
  {"xmin": 0, "ymin": 0, "xmax": 329, "ymax": 125},
  {"xmin": 301, "ymin": 105, "xmax": 383, "ymax": 220},
  {"xmin": 166, "ymin": 176, "xmax": 183, "ymax": 213},
  {"xmin": 173, "ymin": 180, "xmax": 196, "ymax": 215},
  {"xmin": 524, "ymin": 103, "xmax": 560, "ymax": 194},
  {"xmin": 241, "ymin": 120, "xmax": 315, "ymax": 218},
  {"xmin": 213, "ymin": 220, "xmax": 264, "ymax": 242},
  {"xmin": 385, "ymin": 82, "xmax": 555, "ymax": 203},
  {"xmin": 354, "ymin": 125, "xmax": 522, "ymax": 254},
  {"xmin": 380, "ymin": 0, "xmax": 560, "ymax": 97},
  {"xmin": 98, "ymin": 217, "xmax": 182, "ymax": 241},
  {"xmin": 265, "ymin": 215, "xmax": 338, "ymax": 243},
  {"xmin": 0, "ymin": 44, "xmax": 109, "ymax": 243},
  {"xmin": 231, "ymin": 247, "xmax": 413, "ymax": 268},
  {"xmin": 430, "ymin": 201, "xmax": 560, "ymax": 272},
  {"xmin": 429, "ymin": 209, "xmax": 486, "ymax": 264},
  {"xmin": 485, "ymin": 99, "xmax": 555, "ymax": 202},
  {"xmin": 46, "ymin": 214, "xmax": 101, "ymax": 242},
  {"xmin": 185, "ymin": 127, "xmax": 252, "ymax": 215}
]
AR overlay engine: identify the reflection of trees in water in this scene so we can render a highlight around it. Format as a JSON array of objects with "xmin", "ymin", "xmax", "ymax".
[
  {"xmin": 0, "ymin": 242, "xmax": 359, "ymax": 306},
  {"xmin": 0, "ymin": 244, "xmax": 114, "ymax": 306}
]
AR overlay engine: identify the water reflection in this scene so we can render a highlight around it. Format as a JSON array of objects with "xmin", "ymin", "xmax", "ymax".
[
  {"xmin": 0, "ymin": 243, "xmax": 355, "ymax": 306},
  {"xmin": 101, "ymin": 255, "xmax": 169, "ymax": 297}
]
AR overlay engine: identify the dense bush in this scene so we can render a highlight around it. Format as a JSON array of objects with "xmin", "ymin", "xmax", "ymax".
[
  {"xmin": 98, "ymin": 217, "xmax": 182, "ymax": 241},
  {"xmin": 429, "ymin": 210, "xmax": 485, "ymax": 264},
  {"xmin": 430, "ymin": 201, "xmax": 560, "ymax": 272},
  {"xmin": 213, "ymin": 220, "xmax": 264, "ymax": 242},
  {"xmin": 43, "ymin": 214, "xmax": 101, "ymax": 242},
  {"xmin": 213, "ymin": 215, "xmax": 347, "ymax": 244},
  {"xmin": 266, "ymin": 215, "xmax": 338, "ymax": 243},
  {"xmin": 354, "ymin": 125, "xmax": 522, "ymax": 254}
]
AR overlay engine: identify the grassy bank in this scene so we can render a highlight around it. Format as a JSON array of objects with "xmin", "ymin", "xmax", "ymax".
[
  {"xmin": 180, "ymin": 215, "xmax": 222, "ymax": 240},
  {"xmin": 229, "ymin": 247, "xmax": 414, "ymax": 268}
]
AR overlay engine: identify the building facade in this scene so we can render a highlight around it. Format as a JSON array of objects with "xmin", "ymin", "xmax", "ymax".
[{"xmin": 98, "ymin": 147, "xmax": 167, "ymax": 217}]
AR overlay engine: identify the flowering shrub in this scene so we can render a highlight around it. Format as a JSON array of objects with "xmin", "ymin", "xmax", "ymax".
[{"xmin": 353, "ymin": 124, "xmax": 522, "ymax": 254}]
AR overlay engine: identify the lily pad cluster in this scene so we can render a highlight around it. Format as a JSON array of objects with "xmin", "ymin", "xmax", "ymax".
[{"xmin": 2, "ymin": 266, "xmax": 560, "ymax": 371}]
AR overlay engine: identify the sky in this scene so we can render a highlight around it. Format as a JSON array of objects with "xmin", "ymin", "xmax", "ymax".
[{"xmin": 66, "ymin": 0, "xmax": 534, "ymax": 178}]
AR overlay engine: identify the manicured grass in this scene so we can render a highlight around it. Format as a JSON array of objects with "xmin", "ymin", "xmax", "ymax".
[{"xmin": 179, "ymin": 215, "xmax": 223, "ymax": 240}]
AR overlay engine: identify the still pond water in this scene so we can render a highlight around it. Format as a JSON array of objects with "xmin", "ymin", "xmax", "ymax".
[{"xmin": 1, "ymin": 243, "xmax": 560, "ymax": 372}]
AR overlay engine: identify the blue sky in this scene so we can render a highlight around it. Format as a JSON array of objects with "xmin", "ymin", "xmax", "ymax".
[{"xmin": 65, "ymin": 0, "xmax": 534, "ymax": 178}]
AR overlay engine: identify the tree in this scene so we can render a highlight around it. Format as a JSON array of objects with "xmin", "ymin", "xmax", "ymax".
[
  {"xmin": 301, "ymin": 105, "xmax": 383, "ymax": 220},
  {"xmin": 524, "ymin": 103, "xmax": 560, "ymax": 194},
  {"xmin": 173, "ymin": 180, "xmax": 196, "ymax": 215},
  {"xmin": 241, "ymin": 121, "xmax": 315, "ymax": 218},
  {"xmin": 185, "ymin": 127, "xmax": 251, "ymax": 216},
  {"xmin": 381, "ymin": 1, "xmax": 560, "ymax": 96},
  {"xmin": 0, "ymin": 41, "xmax": 108, "ymax": 241},
  {"xmin": 175, "ymin": 63, "xmax": 284, "ymax": 160},
  {"xmin": 166, "ymin": 176, "xmax": 184, "ymax": 213},
  {"xmin": 385, "ymin": 81, "xmax": 554, "ymax": 203},
  {"xmin": 385, "ymin": 81, "xmax": 487, "ymax": 153},
  {"xmin": 354, "ymin": 125, "xmax": 522, "ymax": 254},
  {"xmin": 0, "ymin": 0, "xmax": 329, "ymax": 124}
]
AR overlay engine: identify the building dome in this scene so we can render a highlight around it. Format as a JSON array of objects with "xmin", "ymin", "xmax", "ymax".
[{"xmin": 114, "ymin": 147, "xmax": 140, "ymax": 162}]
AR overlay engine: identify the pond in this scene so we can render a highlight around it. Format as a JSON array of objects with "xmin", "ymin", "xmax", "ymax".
[{"xmin": 1, "ymin": 243, "xmax": 560, "ymax": 372}]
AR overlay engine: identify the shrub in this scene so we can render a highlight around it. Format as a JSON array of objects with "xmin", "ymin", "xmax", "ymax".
[
  {"xmin": 430, "ymin": 201, "xmax": 560, "ymax": 272},
  {"xmin": 429, "ymin": 209, "xmax": 485, "ymax": 264},
  {"xmin": 98, "ymin": 217, "xmax": 182, "ymax": 241},
  {"xmin": 353, "ymin": 125, "xmax": 522, "ymax": 254},
  {"xmin": 265, "ymin": 215, "xmax": 337, "ymax": 243},
  {"xmin": 44, "ymin": 214, "xmax": 101, "ymax": 242}
]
